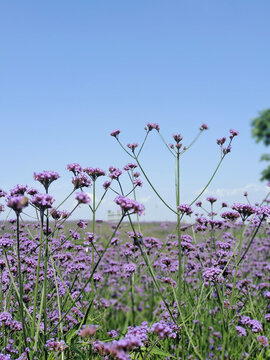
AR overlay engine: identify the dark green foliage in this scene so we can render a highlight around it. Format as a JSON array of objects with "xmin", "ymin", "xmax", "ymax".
[
  {"xmin": 251, "ymin": 109, "xmax": 270, "ymax": 146},
  {"xmin": 251, "ymin": 109, "xmax": 270, "ymax": 181}
]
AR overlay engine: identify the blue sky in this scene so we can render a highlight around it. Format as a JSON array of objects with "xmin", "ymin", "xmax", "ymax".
[{"xmin": 1, "ymin": 0, "xmax": 270, "ymax": 221}]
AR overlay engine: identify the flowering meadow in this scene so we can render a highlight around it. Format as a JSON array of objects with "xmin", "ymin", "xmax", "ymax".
[{"xmin": 0, "ymin": 124, "xmax": 269, "ymax": 360}]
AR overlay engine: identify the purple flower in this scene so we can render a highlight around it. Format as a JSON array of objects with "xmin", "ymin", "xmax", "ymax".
[
  {"xmin": 229, "ymin": 129, "xmax": 239, "ymax": 139},
  {"xmin": 84, "ymin": 167, "xmax": 106, "ymax": 181},
  {"xmin": 172, "ymin": 134, "xmax": 183, "ymax": 143},
  {"xmin": 76, "ymin": 192, "xmax": 91, "ymax": 204},
  {"xmin": 67, "ymin": 163, "xmax": 83, "ymax": 175},
  {"xmin": 79, "ymin": 325, "xmax": 99, "ymax": 338},
  {"xmin": 10, "ymin": 185, "xmax": 28, "ymax": 196},
  {"xmin": 31, "ymin": 194, "xmax": 54, "ymax": 213},
  {"xmin": 217, "ymin": 137, "xmax": 226, "ymax": 145},
  {"xmin": 203, "ymin": 267, "xmax": 223, "ymax": 285},
  {"xmin": 123, "ymin": 163, "xmax": 138, "ymax": 171},
  {"xmin": 255, "ymin": 206, "xmax": 270, "ymax": 220},
  {"xmin": 257, "ymin": 336, "xmax": 268, "ymax": 348},
  {"xmin": 77, "ymin": 220, "xmax": 88, "ymax": 229},
  {"xmin": 123, "ymin": 263, "xmax": 137, "ymax": 276},
  {"xmin": 34, "ymin": 171, "xmax": 60, "ymax": 191},
  {"xmin": 45, "ymin": 338, "xmax": 67, "ymax": 352},
  {"xmin": 114, "ymin": 195, "xmax": 144, "ymax": 216},
  {"xmin": 50, "ymin": 208, "xmax": 62, "ymax": 220},
  {"xmin": 235, "ymin": 326, "xmax": 247, "ymax": 337},
  {"xmin": 72, "ymin": 174, "xmax": 91, "ymax": 189},
  {"xmin": 133, "ymin": 179, "xmax": 143, "ymax": 187},
  {"xmin": 0, "ymin": 312, "xmax": 12, "ymax": 325},
  {"xmin": 200, "ymin": 123, "xmax": 209, "ymax": 130},
  {"xmin": 27, "ymin": 187, "xmax": 38, "ymax": 196},
  {"xmin": 0, "ymin": 237, "xmax": 14, "ymax": 248},
  {"xmin": 223, "ymin": 145, "xmax": 231, "ymax": 154},
  {"xmin": 127, "ymin": 143, "xmax": 139, "ymax": 152},
  {"xmin": 0, "ymin": 354, "xmax": 12, "ymax": 360},
  {"xmin": 177, "ymin": 204, "xmax": 193, "ymax": 215},
  {"xmin": 0, "ymin": 189, "xmax": 7, "ymax": 198},
  {"xmin": 232, "ymin": 203, "xmax": 256, "ymax": 221},
  {"xmin": 146, "ymin": 122, "xmax": 160, "ymax": 132},
  {"xmin": 109, "ymin": 167, "xmax": 122, "ymax": 180},
  {"xmin": 103, "ymin": 180, "xmax": 111, "ymax": 189},
  {"xmin": 151, "ymin": 321, "xmax": 179, "ymax": 339},
  {"xmin": 110, "ymin": 129, "xmax": 120, "ymax": 138},
  {"xmin": 6, "ymin": 195, "xmax": 28, "ymax": 214},
  {"xmin": 206, "ymin": 196, "xmax": 217, "ymax": 204},
  {"xmin": 221, "ymin": 211, "xmax": 240, "ymax": 221}
]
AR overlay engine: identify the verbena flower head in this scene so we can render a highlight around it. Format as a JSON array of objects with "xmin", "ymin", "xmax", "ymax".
[
  {"xmin": 221, "ymin": 211, "xmax": 240, "ymax": 221},
  {"xmin": 31, "ymin": 194, "xmax": 54, "ymax": 211},
  {"xmin": 84, "ymin": 167, "xmax": 106, "ymax": 181},
  {"xmin": 114, "ymin": 195, "xmax": 144, "ymax": 215},
  {"xmin": 146, "ymin": 122, "xmax": 160, "ymax": 132},
  {"xmin": 34, "ymin": 171, "xmax": 60, "ymax": 191},
  {"xmin": 223, "ymin": 145, "xmax": 231, "ymax": 154},
  {"xmin": 27, "ymin": 187, "xmax": 38, "ymax": 196},
  {"xmin": 235, "ymin": 326, "xmax": 247, "ymax": 337},
  {"xmin": 109, "ymin": 167, "xmax": 122, "ymax": 180},
  {"xmin": 200, "ymin": 123, "xmax": 209, "ymax": 131},
  {"xmin": 229, "ymin": 129, "xmax": 239, "ymax": 139},
  {"xmin": 172, "ymin": 134, "xmax": 183, "ymax": 143},
  {"xmin": 110, "ymin": 129, "xmax": 120, "ymax": 138},
  {"xmin": 127, "ymin": 143, "xmax": 139, "ymax": 152},
  {"xmin": 6, "ymin": 195, "xmax": 28, "ymax": 214},
  {"xmin": 76, "ymin": 192, "xmax": 91, "ymax": 204},
  {"xmin": 177, "ymin": 204, "xmax": 193, "ymax": 216},
  {"xmin": 78, "ymin": 325, "xmax": 99, "ymax": 338},
  {"xmin": 216, "ymin": 137, "xmax": 226, "ymax": 145},
  {"xmin": 72, "ymin": 174, "xmax": 91, "ymax": 189},
  {"xmin": 0, "ymin": 189, "xmax": 7, "ymax": 198},
  {"xmin": 123, "ymin": 163, "xmax": 137, "ymax": 171},
  {"xmin": 232, "ymin": 203, "xmax": 256, "ymax": 221},
  {"xmin": 203, "ymin": 267, "xmax": 223, "ymax": 285},
  {"xmin": 103, "ymin": 180, "xmax": 111, "ymax": 189},
  {"xmin": 50, "ymin": 208, "xmax": 62, "ymax": 220},
  {"xmin": 10, "ymin": 185, "xmax": 28, "ymax": 196},
  {"xmin": 255, "ymin": 205, "xmax": 270, "ymax": 220},
  {"xmin": 257, "ymin": 336, "xmax": 268, "ymax": 348},
  {"xmin": 133, "ymin": 179, "xmax": 143, "ymax": 187},
  {"xmin": 45, "ymin": 338, "xmax": 67, "ymax": 352},
  {"xmin": 67, "ymin": 163, "xmax": 83, "ymax": 176},
  {"xmin": 207, "ymin": 196, "xmax": 217, "ymax": 204}
]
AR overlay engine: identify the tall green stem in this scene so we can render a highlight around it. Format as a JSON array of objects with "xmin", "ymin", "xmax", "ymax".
[
  {"xmin": 176, "ymin": 151, "xmax": 182, "ymax": 307},
  {"xmin": 16, "ymin": 214, "xmax": 29, "ymax": 359},
  {"xmin": 91, "ymin": 180, "xmax": 96, "ymax": 319}
]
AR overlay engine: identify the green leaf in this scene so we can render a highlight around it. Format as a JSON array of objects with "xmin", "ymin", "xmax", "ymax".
[{"xmin": 149, "ymin": 347, "xmax": 177, "ymax": 358}]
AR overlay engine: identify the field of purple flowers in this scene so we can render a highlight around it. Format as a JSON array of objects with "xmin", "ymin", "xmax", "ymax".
[{"xmin": 0, "ymin": 124, "xmax": 269, "ymax": 360}]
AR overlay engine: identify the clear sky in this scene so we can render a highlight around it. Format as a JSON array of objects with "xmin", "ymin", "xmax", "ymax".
[{"xmin": 1, "ymin": 0, "xmax": 270, "ymax": 221}]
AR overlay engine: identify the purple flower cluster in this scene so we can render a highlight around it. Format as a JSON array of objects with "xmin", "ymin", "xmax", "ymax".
[
  {"xmin": 232, "ymin": 203, "xmax": 256, "ymax": 221},
  {"xmin": 31, "ymin": 194, "xmax": 54, "ymax": 210},
  {"xmin": 202, "ymin": 267, "xmax": 223, "ymax": 285},
  {"xmin": 114, "ymin": 195, "xmax": 144, "ymax": 215},
  {"xmin": 151, "ymin": 320, "xmax": 179, "ymax": 339},
  {"xmin": 146, "ymin": 122, "xmax": 160, "ymax": 131},
  {"xmin": 84, "ymin": 167, "xmax": 106, "ymax": 181},
  {"xmin": 34, "ymin": 170, "xmax": 60, "ymax": 191},
  {"xmin": 177, "ymin": 204, "xmax": 193, "ymax": 215},
  {"xmin": 75, "ymin": 192, "xmax": 91, "ymax": 204},
  {"xmin": 6, "ymin": 195, "xmax": 28, "ymax": 214}
]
